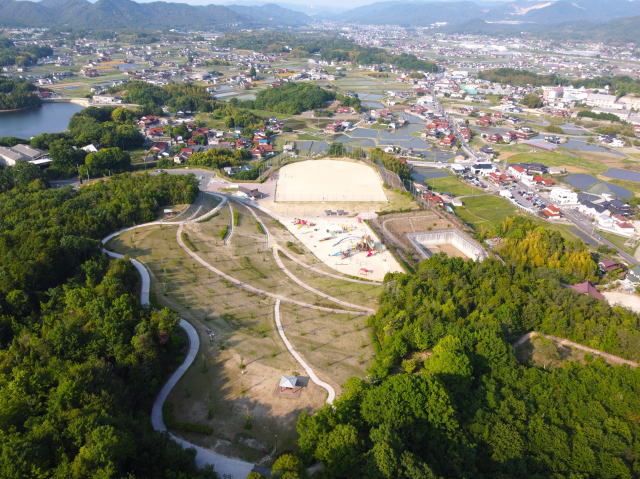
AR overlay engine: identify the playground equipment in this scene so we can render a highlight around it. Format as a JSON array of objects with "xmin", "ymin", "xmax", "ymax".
[
  {"xmin": 355, "ymin": 235, "xmax": 375, "ymax": 252},
  {"xmin": 293, "ymin": 218, "xmax": 316, "ymax": 228},
  {"xmin": 332, "ymin": 235, "xmax": 361, "ymax": 248}
]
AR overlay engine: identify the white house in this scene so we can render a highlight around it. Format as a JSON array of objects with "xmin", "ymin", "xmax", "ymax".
[{"xmin": 549, "ymin": 187, "xmax": 578, "ymax": 205}]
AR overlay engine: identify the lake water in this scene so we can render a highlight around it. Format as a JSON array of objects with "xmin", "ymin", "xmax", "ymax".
[{"xmin": 0, "ymin": 102, "xmax": 84, "ymax": 139}]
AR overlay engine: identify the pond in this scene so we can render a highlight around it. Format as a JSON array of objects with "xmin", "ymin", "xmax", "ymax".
[
  {"xmin": 412, "ymin": 167, "xmax": 450, "ymax": 182},
  {"xmin": 603, "ymin": 168, "xmax": 640, "ymax": 183},
  {"xmin": 0, "ymin": 102, "xmax": 83, "ymax": 139},
  {"xmin": 565, "ymin": 174, "xmax": 632, "ymax": 199}
]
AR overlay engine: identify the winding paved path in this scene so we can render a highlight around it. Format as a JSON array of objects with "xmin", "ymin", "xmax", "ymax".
[
  {"xmin": 224, "ymin": 202, "xmax": 235, "ymax": 245},
  {"xmin": 235, "ymin": 198, "xmax": 381, "ymax": 286},
  {"xmin": 276, "ymin": 246, "xmax": 382, "ymax": 285},
  {"xmin": 101, "ymin": 191, "xmax": 375, "ymax": 476},
  {"xmin": 177, "ymin": 224, "xmax": 365, "ymax": 316},
  {"xmin": 101, "ymin": 193, "xmax": 254, "ymax": 479},
  {"xmin": 272, "ymin": 247, "xmax": 375, "ymax": 315},
  {"xmin": 274, "ymin": 299, "xmax": 336, "ymax": 404}
]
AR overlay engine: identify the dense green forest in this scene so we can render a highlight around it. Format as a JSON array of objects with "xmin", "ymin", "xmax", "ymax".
[
  {"xmin": 180, "ymin": 147, "xmax": 251, "ymax": 169},
  {"xmin": 277, "ymin": 255, "xmax": 640, "ymax": 479},
  {"xmin": 242, "ymin": 82, "xmax": 335, "ymax": 115},
  {"xmin": 0, "ymin": 172, "xmax": 217, "ymax": 477},
  {"xmin": 217, "ymin": 32, "xmax": 438, "ymax": 72},
  {"xmin": 478, "ymin": 68, "xmax": 640, "ymax": 97},
  {"xmin": 26, "ymin": 106, "xmax": 144, "ymax": 177},
  {"xmin": 0, "ymin": 76, "xmax": 41, "ymax": 110},
  {"xmin": 577, "ymin": 110, "xmax": 622, "ymax": 122},
  {"xmin": 116, "ymin": 81, "xmax": 268, "ymax": 133},
  {"xmin": 0, "ymin": 38, "xmax": 52, "ymax": 66}
]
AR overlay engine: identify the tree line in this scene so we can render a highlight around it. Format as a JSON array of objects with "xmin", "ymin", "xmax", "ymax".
[
  {"xmin": 0, "ymin": 39, "xmax": 52, "ymax": 67},
  {"xmin": 0, "ymin": 172, "xmax": 216, "ymax": 478},
  {"xmin": 479, "ymin": 68, "xmax": 640, "ymax": 97},
  {"xmin": 0, "ymin": 76, "xmax": 41, "ymax": 110},
  {"xmin": 261, "ymin": 254, "xmax": 640, "ymax": 479},
  {"xmin": 217, "ymin": 32, "xmax": 438, "ymax": 73}
]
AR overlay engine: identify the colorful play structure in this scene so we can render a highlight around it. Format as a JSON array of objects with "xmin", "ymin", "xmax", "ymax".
[
  {"xmin": 293, "ymin": 218, "xmax": 317, "ymax": 228},
  {"xmin": 329, "ymin": 234, "xmax": 379, "ymax": 260}
]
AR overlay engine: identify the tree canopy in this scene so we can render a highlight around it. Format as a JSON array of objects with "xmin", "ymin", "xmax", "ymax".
[
  {"xmin": 0, "ymin": 172, "xmax": 214, "ymax": 478},
  {"xmin": 295, "ymin": 254, "xmax": 640, "ymax": 478},
  {"xmin": 0, "ymin": 76, "xmax": 41, "ymax": 110}
]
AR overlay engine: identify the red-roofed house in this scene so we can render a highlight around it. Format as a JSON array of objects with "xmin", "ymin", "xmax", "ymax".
[
  {"xmin": 543, "ymin": 205, "xmax": 561, "ymax": 218},
  {"xmin": 570, "ymin": 281, "xmax": 604, "ymax": 301}
]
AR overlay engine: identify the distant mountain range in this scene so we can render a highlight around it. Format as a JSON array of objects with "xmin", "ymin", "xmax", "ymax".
[
  {"xmin": 1, "ymin": 0, "xmax": 640, "ymax": 38},
  {"xmin": 336, "ymin": 0, "xmax": 640, "ymax": 27},
  {"xmin": 0, "ymin": 0, "xmax": 311, "ymax": 29}
]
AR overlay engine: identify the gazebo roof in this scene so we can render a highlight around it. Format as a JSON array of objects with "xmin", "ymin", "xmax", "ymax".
[{"xmin": 279, "ymin": 376, "xmax": 299, "ymax": 388}]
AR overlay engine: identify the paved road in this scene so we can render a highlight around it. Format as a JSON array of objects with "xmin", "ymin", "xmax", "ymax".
[
  {"xmin": 274, "ymin": 300, "xmax": 336, "ymax": 404},
  {"xmin": 562, "ymin": 208, "xmax": 637, "ymax": 264}
]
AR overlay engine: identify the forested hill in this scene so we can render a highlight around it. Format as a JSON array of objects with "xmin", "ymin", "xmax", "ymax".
[
  {"xmin": 0, "ymin": 0, "xmax": 310, "ymax": 29},
  {"xmin": 291, "ymin": 255, "xmax": 640, "ymax": 479},
  {"xmin": 0, "ymin": 76, "xmax": 41, "ymax": 111},
  {"xmin": 217, "ymin": 32, "xmax": 438, "ymax": 72},
  {"xmin": 0, "ymin": 173, "xmax": 216, "ymax": 478},
  {"xmin": 478, "ymin": 68, "xmax": 640, "ymax": 96}
]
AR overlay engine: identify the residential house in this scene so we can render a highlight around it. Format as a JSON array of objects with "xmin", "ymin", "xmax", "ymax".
[
  {"xmin": 598, "ymin": 258, "xmax": 625, "ymax": 273},
  {"xmin": 542, "ymin": 205, "xmax": 561, "ymax": 218},
  {"xmin": 549, "ymin": 187, "xmax": 578, "ymax": 205},
  {"xmin": 570, "ymin": 281, "xmax": 605, "ymax": 301}
]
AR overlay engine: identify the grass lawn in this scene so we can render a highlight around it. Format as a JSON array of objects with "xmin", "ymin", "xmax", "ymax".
[
  {"xmin": 455, "ymin": 195, "xmax": 523, "ymax": 231},
  {"xmin": 425, "ymin": 175, "xmax": 483, "ymax": 197},
  {"xmin": 379, "ymin": 188, "xmax": 420, "ymax": 213},
  {"xmin": 596, "ymin": 230, "xmax": 638, "ymax": 255},
  {"xmin": 105, "ymin": 197, "xmax": 383, "ymax": 462}
]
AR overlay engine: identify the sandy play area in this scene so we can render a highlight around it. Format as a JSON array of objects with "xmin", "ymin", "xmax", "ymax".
[
  {"xmin": 275, "ymin": 159, "xmax": 388, "ymax": 203},
  {"xmin": 283, "ymin": 216, "xmax": 403, "ymax": 281}
]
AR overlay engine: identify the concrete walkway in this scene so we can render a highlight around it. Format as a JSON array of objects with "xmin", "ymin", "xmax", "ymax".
[
  {"xmin": 272, "ymin": 247, "xmax": 375, "ymax": 315},
  {"xmin": 100, "ymin": 192, "xmax": 366, "ymax": 477},
  {"xmin": 102, "ymin": 193, "xmax": 256, "ymax": 479},
  {"xmin": 276, "ymin": 245, "xmax": 383, "ymax": 285},
  {"xmin": 151, "ymin": 318, "xmax": 254, "ymax": 478},
  {"xmin": 177, "ymin": 224, "xmax": 365, "ymax": 316},
  {"xmin": 224, "ymin": 202, "xmax": 235, "ymax": 245},
  {"xmin": 274, "ymin": 299, "xmax": 336, "ymax": 404},
  {"xmin": 236, "ymin": 199, "xmax": 381, "ymax": 285}
]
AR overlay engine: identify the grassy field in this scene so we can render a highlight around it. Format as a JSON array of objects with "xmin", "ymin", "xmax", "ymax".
[
  {"xmin": 106, "ymin": 197, "xmax": 381, "ymax": 462},
  {"xmin": 596, "ymin": 230, "xmax": 638, "ymax": 255},
  {"xmin": 454, "ymin": 195, "xmax": 523, "ymax": 231},
  {"xmin": 425, "ymin": 175, "xmax": 483, "ymax": 197},
  {"xmin": 502, "ymin": 148, "xmax": 638, "ymax": 176}
]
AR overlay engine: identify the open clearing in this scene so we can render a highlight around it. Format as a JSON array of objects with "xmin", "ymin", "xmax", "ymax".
[
  {"xmin": 424, "ymin": 174, "xmax": 484, "ymax": 197},
  {"xmin": 275, "ymin": 158, "xmax": 388, "ymax": 202},
  {"xmin": 454, "ymin": 195, "xmax": 524, "ymax": 230},
  {"xmin": 107, "ymin": 195, "xmax": 383, "ymax": 463}
]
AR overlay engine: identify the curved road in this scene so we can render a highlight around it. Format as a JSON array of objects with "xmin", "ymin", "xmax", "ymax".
[{"xmin": 272, "ymin": 246, "xmax": 375, "ymax": 315}]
